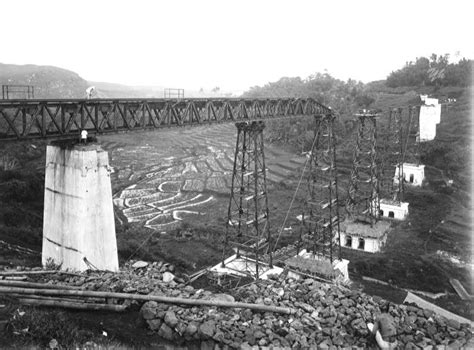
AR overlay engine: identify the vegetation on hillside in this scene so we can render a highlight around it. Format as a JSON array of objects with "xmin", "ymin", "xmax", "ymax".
[
  {"xmin": 386, "ymin": 54, "xmax": 472, "ymax": 89},
  {"xmin": 244, "ymin": 73, "xmax": 373, "ymax": 115},
  {"xmin": 242, "ymin": 73, "xmax": 373, "ymax": 152},
  {"xmin": 241, "ymin": 53, "xmax": 471, "ymax": 153}
]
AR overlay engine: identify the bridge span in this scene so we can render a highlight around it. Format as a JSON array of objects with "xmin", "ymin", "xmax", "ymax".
[{"xmin": 0, "ymin": 97, "xmax": 332, "ymax": 140}]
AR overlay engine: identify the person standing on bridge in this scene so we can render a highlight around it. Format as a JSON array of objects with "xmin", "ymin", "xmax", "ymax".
[
  {"xmin": 367, "ymin": 302, "xmax": 399, "ymax": 349},
  {"xmin": 86, "ymin": 86, "xmax": 95, "ymax": 99},
  {"xmin": 80, "ymin": 129, "xmax": 88, "ymax": 144}
]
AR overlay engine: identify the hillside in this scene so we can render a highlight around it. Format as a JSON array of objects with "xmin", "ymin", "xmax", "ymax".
[
  {"xmin": 0, "ymin": 59, "xmax": 472, "ymax": 347},
  {"xmin": 89, "ymin": 81, "xmax": 165, "ymax": 98},
  {"xmin": 0, "ymin": 63, "xmax": 89, "ymax": 99}
]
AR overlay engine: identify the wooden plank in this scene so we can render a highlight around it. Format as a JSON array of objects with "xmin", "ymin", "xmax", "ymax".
[
  {"xmin": 404, "ymin": 292, "xmax": 473, "ymax": 327},
  {"xmin": 449, "ymin": 278, "xmax": 472, "ymax": 301},
  {"xmin": 0, "ymin": 286, "xmax": 296, "ymax": 315}
]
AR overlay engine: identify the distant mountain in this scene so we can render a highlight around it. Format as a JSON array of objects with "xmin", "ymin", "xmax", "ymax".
[
  {"xmin": 0, "ymin": 63, "xmax": 89, "ymax": 98},
  {"xmin": 0, "ymin": 63, "xmax": 238, "ymax": 99},
  {"xmin": 90, "ymin": 82, "xmax": 238, "ymax": 98}
]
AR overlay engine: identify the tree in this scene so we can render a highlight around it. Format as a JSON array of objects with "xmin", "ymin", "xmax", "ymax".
[{"xmin": 386, "ymin": 54, "xmax": 472, "ymax": 88}]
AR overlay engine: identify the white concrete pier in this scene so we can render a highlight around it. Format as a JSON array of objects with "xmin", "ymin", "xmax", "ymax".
[{"xmin": 42, "ymin": 141, "xmax": 119, "ymax": 272}]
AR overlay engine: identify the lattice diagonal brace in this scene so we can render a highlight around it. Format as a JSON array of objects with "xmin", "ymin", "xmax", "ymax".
[
  {"xmin": 346, "ymin": 113, "xmax": 379, "ymax": 226},
  {"xmin": 222, "ymin": 121, "xmax": 271, "ymax": 279},
  {"xmin": 300, "ymin": 114, "xmax": 341, "ymax": 263}
]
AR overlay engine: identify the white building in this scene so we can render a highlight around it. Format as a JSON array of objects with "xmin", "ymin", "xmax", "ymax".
[
  {"xmin": 340, "ymin": 220, "xmax": 391, "ymax": 253},
  {"xmin": 419, "ymin": 95, "xmax": 441, "ymax": 141},
  {"xmin": 394, "ymin": 163, "xmax": 425, "ymax": 187},
  {"xmin": 379, "ymin": 199, "xmax": 409, "ymax": 220}
]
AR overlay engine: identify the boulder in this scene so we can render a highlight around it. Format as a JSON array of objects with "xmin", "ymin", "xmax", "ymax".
[
  {"xmin": 158, "ymin": 323, "xmax": 174, "ymax": 340},
  {"xmin": 184, "ymin": 322, "xmax": 198, "ymax": 338},
  {"xmin": 447, "ymin": 319, "xmax": 461, "ymax": 330},
  {"xmin": 162, "ymin": 271, "xmax": 175, "ymax": 283},
  {"xmin": 164, "ymin": 310, "xmax": 178, "ymax": 328},
  {"xmin": 200, "ymin": 320, "xmax": 216, "ymax": 339},
  {"xmin": 140, "ymin": 301, "xmax": 158, "ymax": 320}
]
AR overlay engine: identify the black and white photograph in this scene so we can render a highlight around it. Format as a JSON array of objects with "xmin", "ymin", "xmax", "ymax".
[{"xmin": 0, "ymin": 0, "xmax": 472, "ymax": 348}]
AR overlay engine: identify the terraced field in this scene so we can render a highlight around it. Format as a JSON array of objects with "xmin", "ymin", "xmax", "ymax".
[{"xmin": 100, "ymin": 123, "xmax": 307, "ymax": 232}]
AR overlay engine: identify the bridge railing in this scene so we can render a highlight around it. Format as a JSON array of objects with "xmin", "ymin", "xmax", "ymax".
[{"xmin": 0, "ymin": 98, "xmax": 332, "ymax": 140}]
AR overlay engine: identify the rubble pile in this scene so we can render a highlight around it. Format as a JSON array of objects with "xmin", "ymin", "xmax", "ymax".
[
  {"xmin": 2, "ymin": 262, "xmax": 472, "ymax": 348},
  {"xmin": 140, "ymin": 276, "xmax": 472, "ymax": 348},
  {"xmin": 25, "ymin": 261, "xmax": 183, "ymax": 294}
]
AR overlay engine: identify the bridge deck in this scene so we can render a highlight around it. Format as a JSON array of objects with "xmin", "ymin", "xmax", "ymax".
[{"xmin": 0, "ymin": 98, "xmax": 332, "ymax": 141}]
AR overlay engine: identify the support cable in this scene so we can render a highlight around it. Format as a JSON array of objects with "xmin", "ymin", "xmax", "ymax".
[{"xmin": 272, "ymin": 131, "xmax": 319, "ymax": 251}]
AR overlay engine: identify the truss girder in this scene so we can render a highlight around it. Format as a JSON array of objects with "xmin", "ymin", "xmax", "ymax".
[{"xmin": 0, "ymin": 98, "xmax": 332, "ymax": 140}]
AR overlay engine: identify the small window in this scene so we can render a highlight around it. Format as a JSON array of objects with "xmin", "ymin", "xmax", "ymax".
[
  {"xmin": 389, "ymin": 211, "xmax": 395, "ymax": 218},
  {"xmin": 358, "ymin": 238, "xmax": 365, "ymax": 250},
  {"xmin": 410, "ymin": 174, "xmax": 414, "ymax": 183},
  {"xmin": 345, "ymin": 235, "xmax": 352, "ymax": 247},
  {"xmin": 379, "ymin": 209, "xmax": 384, "ymax": 217}
]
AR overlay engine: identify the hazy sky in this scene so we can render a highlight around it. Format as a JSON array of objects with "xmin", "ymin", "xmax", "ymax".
[{"xmin": 2, "ymin": 0, "xmax": 472, "ymax": 93}]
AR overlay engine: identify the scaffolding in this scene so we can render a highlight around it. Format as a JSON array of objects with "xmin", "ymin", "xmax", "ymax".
[
  {"xmin": 222, "ymin": 121, "xmax": 271, "ymax": 279},
  {"xmin": 299, "ymin": 114, "xmax": 341, "ymax": 264},
  {"xmin": 346, "ymin": 112, "xmax": 379, "ymax": 226},
  {"xmin": 403, "ymin": 106, "xmax": 421, "ymax": 165},
  {"xmin": 163, "ymin": 88, "xmax": 184, "ymax": 99},
  {"xmin": 378, "ymin": 108, "xmax": 405, "ymax": 202}
]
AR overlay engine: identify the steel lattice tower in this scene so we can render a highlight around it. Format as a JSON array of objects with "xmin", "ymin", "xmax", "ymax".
[
  {"xmin": 300, "ymin": 114, "xmax": 341, "ymax": 263},
  {"xmin": 222, "ymin": 121, "xmax": 271, "ymax": 279},
  {"xmin": 346, "ymin": 113, "xmax": 379, "ymax": 226},
  {"xmin": 378, "ymin": 108, "xmax": 405, "ymax": 202}
]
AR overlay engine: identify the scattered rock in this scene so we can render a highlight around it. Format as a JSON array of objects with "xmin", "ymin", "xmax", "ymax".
[
  {"xmin": 146, "ymin": 319, "xmax": 162, "ymax": 331},
  {"xmin": 162, "ymin": 271, "xmax": 175, "ymax": 283},
  {"xmin": 447, "ymin": 319, "xmax": 461, "ymax": 330},
  {"xmin": 140, "ymin": 301, "xmax": 158, "ymax": 320},
  {"xmin": 200, "ymin": 320, "xmax": 216, "ymax": 339},
  {"xmin": 158, "ymin": 323, "xmax": 174, "ymax": 341},
  {"xmin": 164, "ymin": 310, "xmax": 178, "ymax": 328},
  {"xmin": 132, "ymin": 261, "xmax": 149, "ymax": 269},
  {"xmin": 185, "ymin": 322, "xmax": 198, "ymax": 338},
  {"xmin": 208, "ymin": 293, "xmax": 234, "ymax": 303},
  {"xmin": 290, "ymin": 319, "xmax": 304, "ymax": 331}
]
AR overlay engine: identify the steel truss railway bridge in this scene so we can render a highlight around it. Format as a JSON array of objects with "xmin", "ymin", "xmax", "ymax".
[
  {"xmin": 6, "ymin": 97, "xmax": 420, "ymax": 280},
  {"xmin": 0, "ymin": 98, "xmax": 331, "ymax": 140}
]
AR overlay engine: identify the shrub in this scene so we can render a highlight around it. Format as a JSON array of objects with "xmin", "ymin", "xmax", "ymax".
[
  {"xmin": 0, "ymin": 169, "xmax": 43, "ymax": 203},
  {"xmin": 6, "ymin": 308, "xmax": 97, "ymax": 347}
]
